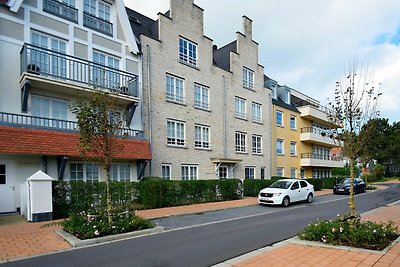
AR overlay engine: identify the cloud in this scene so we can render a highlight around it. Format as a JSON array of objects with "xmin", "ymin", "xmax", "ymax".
[{"xmin": 124, "ymin": 0, "xmax": 400, "ymax": 122}]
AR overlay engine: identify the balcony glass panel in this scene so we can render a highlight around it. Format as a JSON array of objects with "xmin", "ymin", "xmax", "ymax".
[
  {"xmin": 43, "ymin": 0, "xmax": 78, "ymax": 23},
  {"xmin": 83, "ymin": 12, "xmax": 113, "ymax": 36}
]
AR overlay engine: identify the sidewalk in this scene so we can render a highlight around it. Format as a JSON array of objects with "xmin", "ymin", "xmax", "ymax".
[{"xmin": 0, "ymin": 184, "xmax": 397, "ymax": 264}]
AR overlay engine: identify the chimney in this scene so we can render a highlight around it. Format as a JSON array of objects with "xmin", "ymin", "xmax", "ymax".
[
  {"xmin": 242, "ymin": 15, "xmax": 252, "ymax": 39},
  {"xmin": 213, "ymin": 44, "xmax": 217, "ymax": 51}
]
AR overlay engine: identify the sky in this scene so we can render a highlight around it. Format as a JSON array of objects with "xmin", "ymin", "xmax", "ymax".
[{"xmin": 124, "ymin": 0, "xmax": 400, "ymax": 123}]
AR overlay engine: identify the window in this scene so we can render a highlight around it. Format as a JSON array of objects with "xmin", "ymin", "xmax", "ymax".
[
  {"xmin": 181, "ymin": 165, "xmax": 197, "ymax": 180},
  {"xmin": 252, "ymin": 135, "xmax": 262, "ymax": 154},
  {"xmin": 245, "ymin": 167, "xmax": 255, "ymax": 179},
  {"xmin": 194, "ymin": 84, "xmax": 209, "ymax": 109},
  {"xmin": 300, "ymin": 180, "xmax": 308, "ymax": 188},
  {"xmin": 235, "ymin": 132, "xmax": 247, "ymax": 153},
  {"xmin": 276, "ymin": 139, "xmax": 284, "ymax": 155},
  {"xmin": 110, "ymin": 164, "xmax": 130, "ymax": 181},
  {"xmin": 43, "ymin": 0, "xmax": 78, "ymax": 24},
  {"xmin": 218, "ymin": 166, "xmax": 228, "ymax": 179},
  {"xmin": 83, "ymin": 0, "xmax": 112, "ymax": 35},
  {"xmin": 290, "ymin": 116, "xmax": 296, "ymax": 130},
  {"xmin": 291, "ymin": 168, "xmax": 296, "ymax": 178},
  {"xmin": 161, "ymin": 164, "xmax": 171, "ymax": 180},
  {"xmin": 31, "ymin": 95, "xmax": 68, "ymax": 128},
  {"xmin": 276, "ymin": 110, "xmax": 283, "ymax": 126},
  {"xmin": 243, "ymin": 67, "xmax": 254, "ymax": 89},
  {"xmin": 195, "ymin": 125, "xmax": 210, "ymax": 149},
  {"xmin": 235, "ymin": 97, "xmax": 246, "ymax": 119},
  {"xmin": 290, "ymin": 142, "xmax": 297, "ymax": 156},
  {"xmin": 291, "ymin": 181, "xmax": 299, "ymax": 190},
  {"xmin": 92, "ymin": 51, "xmax": 120, "ymax": 89},
  {"xmin": 252, "ymin": 102, "xmax": 262, "ymax": 123},
  {"xmin": 260, "ymin": 167, "xmax": 265, "ymax": 180},
  {"xmin": 277, "ymin": 167, "xmax": 284, "ymax": 177},
  {"xmin": 179, "ymin": 37, "xmax": 197, "ymax": 66},
  {"xmin": 166, "ymin": 75, "xmax": 184, "ymax": 103},
  {"xmin": 31, "ymin": 32, "xmax": 66, "ymax": 77},
  {"xmin": 167, "ymin": 120, "xmax": 185, "ymax": 146},
  {"xmin": 70, "ymin": 163, "xmax": 99, "ymax": 182},
  {"xmin": 0, "ymin": 165, "xmax": 5, "ymax": 185}
]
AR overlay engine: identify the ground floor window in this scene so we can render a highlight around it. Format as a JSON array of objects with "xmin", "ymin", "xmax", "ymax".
[
  {"xmin": 245, "ymin": 167, "xmax": 255, "ymax": 179},
  {"xmin": 110, "ymin": 164, "xmax": 131, "ymax": 181},
  {"xmin": 260, "ymin": 167, "xmax": 265, "ymax": 179},
  {"xmin": 313, "ymin": 169, "xmax": 331, "ymax": 178},
  {"xmin": 277, "ymin": 167, "xmax": 284, "ymax": 177},
  {"xmin": 162, "ymin": 164, "xmax": 171, "ymax": 180},
  {"xmin": 218, "ymin": 166, "xmax": 228, "ymax": 179},
  {"xmin": 0, "ymin": 165, "xmax": 5, "ymax": 184},
  {"xmin": 70, "ymin": 163, "xmax": 99, "ymax": 182},
  {"xmin": 181, "ymin": 165, "xmax": 198, "ymax": 180},
  {"xmin": 291, "ymin": 168, "xmax": 297, "ymax": 178}
]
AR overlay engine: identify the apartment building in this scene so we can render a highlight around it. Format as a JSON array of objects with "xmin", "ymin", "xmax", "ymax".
[
  {"xmin": 266, "ymin": 77, "xmax": 343, "ymax": 179},
  {"xmin": 126, "ymin": 0, "xmax": 272, "ymax": 180},
  {"xmin": 0, "ymin": 0, "xmax": 150, "ymax": 213}
]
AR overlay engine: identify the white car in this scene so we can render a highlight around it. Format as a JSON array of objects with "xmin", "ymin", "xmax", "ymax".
[{"xmin": 258, "ymin": 179, "xmax": 314, "ymax": 207}]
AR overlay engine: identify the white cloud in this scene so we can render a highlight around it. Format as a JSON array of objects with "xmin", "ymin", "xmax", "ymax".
[{"xmin": 124, "ymin": 0, "xmax": 400, "ymax": 122}]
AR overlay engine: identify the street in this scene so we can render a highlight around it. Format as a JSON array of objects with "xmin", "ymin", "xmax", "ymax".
[{"xmin": 3, "ymin": 183, "xmax": 400, "ymax": 267}]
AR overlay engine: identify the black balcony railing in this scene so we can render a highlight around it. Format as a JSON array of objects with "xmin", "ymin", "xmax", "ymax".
[
  {"xmin": 0, "ymin": 112, "xmax": 144, "ymax": 138},
  {"xmin": 300, "ymin": 127, "xmax": 335, "ymax": 136},
  {"xmin": 43, "ymin": 0, "xmax": 78, "ymax": 23},
  {"xmin": 301, "ymin": 153, "xmax": 343, "ymax": 161},
  {"xmin": 20, "ymin": 43, "xmax": 138, "ymax": 97},
  {"xmin": 294, "ymin": 100, "xmax": 335, "ymax": 116},
  {"xmin": 83, "ymin": 12, "xmax": 113, "ymax": 36}
]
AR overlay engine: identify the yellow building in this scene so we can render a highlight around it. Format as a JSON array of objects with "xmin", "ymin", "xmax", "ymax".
[{"xmin": 266, "ymin": 77, "xmax": 343, "ymax": 179}]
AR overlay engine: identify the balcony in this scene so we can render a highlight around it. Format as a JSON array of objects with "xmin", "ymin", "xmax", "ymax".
[
  {"xmin": 296, "ymin": 100, "xmax": 340, "ymax": 128},
  {"xmin": 43, "ymin": 0, "xmax": 78, "ymax": 23},
  {"xmin": 20, "ymin": 44, "xmax": 138, "ymax": 103},
  {"xmin": 0, "ymin": 112, "xmax": 144, "ymax": 139},
  {"xmin": 300, "ymin": 127, "xmax": 339, "ymax": 147},
  {"xmin": 301, "ymin": 153, "xmax": 344, "ymax": 168},
  {"xmin": 83, "ymin": 12, "xmax": 113, "ymax": 36}
]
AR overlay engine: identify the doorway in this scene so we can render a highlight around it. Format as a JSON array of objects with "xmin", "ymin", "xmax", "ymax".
[{"xmin": 0, "ymin": 161, "xmax": 16, "ymax": 213}]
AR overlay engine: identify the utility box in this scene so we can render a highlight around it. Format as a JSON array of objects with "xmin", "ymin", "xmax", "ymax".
[{"xmin": 25, "ymin": 170, "xmax": 55, "ymax": 222}]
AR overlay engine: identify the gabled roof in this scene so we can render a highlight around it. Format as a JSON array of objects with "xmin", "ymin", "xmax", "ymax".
[
  {"xmin": 213, "ymin": 41, "xmax": 237, "ymax": 72},
  {"xmin": 272, "ymin": 97, "xmax": 300, "ymax": 113},
  {"xmin": 126, "ymin": 7, "xmax": 158, "ymax": 43}
]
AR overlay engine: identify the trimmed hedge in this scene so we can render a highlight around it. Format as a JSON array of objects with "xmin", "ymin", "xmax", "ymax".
[
  {"xmin": 243, "ymin": 178, "xmax": 279, "ymax": 197},
  {"xmin": 53, "ymin": 179, "xmax": 242, "ymax": 218}
]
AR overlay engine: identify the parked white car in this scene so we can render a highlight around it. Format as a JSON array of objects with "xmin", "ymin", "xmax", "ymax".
[{"xmin": 258, "ymin": 179, "xmax": 314, "ymax": 207}]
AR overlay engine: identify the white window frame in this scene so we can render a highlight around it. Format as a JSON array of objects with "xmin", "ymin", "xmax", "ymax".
[
  {"xmin": 84, "ymin": 0, "xmax": 111, "ymax": 22},
  {"xmin": 167, "ymin": 119, "xmax": 186, "ymax": 146},
  {"xmin": 244, "ymin": 167, "xmax": 255, "ymax": 179},
  {"xmin": 290, "ymin": 116, "xmax": 296, "ymax": 130},
  {"xmin": 110, "ymin": 163, "xmax": 131, "ymax": 181},
  {"xmin": 252, "ymin": 102, "xmax": 262, "ymax": 123},
  {"xmin": 70, "ymin": 162, "xmax": 99, "ymax": 182},
  {"xmin": 290, "ymin": 142, "xmax": 297, "ymax": 156},
  {"xmin": 179, "ymin": 37, "xmax": 198, "ymax": 66},
  {"xmin": 195, "ymin": 124, "xmax": 210, "ymax": 149},
  {"xmin": 277, "ymin": 167, "xmax": 284, "ymax": 177},
  {"xmin": 252, "ymin": 134, "xmax": 262, "ymax": 155},
  {"xmin": 31, "ymin": 95, "xmax": 68, "ymax": 128},
  {"xmin": 181, "ymin": 165, "xmax": 198, "ymax": 180},
  {"xmin": 243, "ymin": 67, "xmax": 254, "ymax": 89},
  {"xmin": 260, "ymin": 167, "xmax": 265, "ymax": 180},
  {"xmin": 235, "ymin": 97, "xmax": 247, "ymax": 119},
  {"xmin": 194, "ymin": 84, "xmax": 209, "ymax": 110},
  {"xmin": 276, "ymin": 110, "xmax": 283, "ymax": 126},
  {"xmin": 92, "ymin": 50, "xmax": 120, "ymax": 88},
  {"xmin": 161, "ymin": 164, "xmax": 171, "ymax": 180},
  {"xmin": 166, "ymin": 74, "xmax": 185, "ymax": 103},
  {"xmin": 235, "ymin": 132, "xmax": 247, "ymax": 153},
  {"xmin": 291, "ymin": 168, "xmax": 297, "ymax": 179},
  {"xmin": 276, "ymin": 139, "xmax": 284, "ymax": 155}
]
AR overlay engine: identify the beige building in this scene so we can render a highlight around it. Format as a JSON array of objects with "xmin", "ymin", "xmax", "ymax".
[
  {"xmin": 127, "ymin": 0, "xmax": 272, "ymax": 180},
  {"xmin": 266, "ymin": 77, "xmax": 343, "ymax": 179}
]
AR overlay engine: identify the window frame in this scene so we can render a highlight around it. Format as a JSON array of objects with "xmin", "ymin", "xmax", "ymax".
[
  {"xmin": 276, "ymin": 110, "xmax": 283, "ymax": 126},
  {"xmin": 290, "ymin": 141, "xmax": 297, "ymax": 156},
  {"xmin": 235, "ymin": 97, "xmax": 247, "ymax": 120},
  {"xmin": 179, "ymin": 37, "xmax": 198, "ymax": 67},
  {"xmin": 242, "ymin": 67, "xmax": 254, "ymax": 90},
  {"xmin": 166, "ymin": 74, "xmax": 185, "ymax": 103},
  {"xmin": 167, "ymin": 119, "xmax": 186, "ymax": 147},
  {"xmin": 291, "ymin": 168, "xmax": 297, "ymax": 179},
  {"xmin": 194, "ymin": 84, "xmax": 210, "ymax": 110},
  {"xmin": 181, "ymin": 165, "xmax": 198, "ymax": 180},
  {"xmin": 235, "ymin": 131, "xmax": 247, "ymax": 153},
  {"xmin": 244, "ymin": 167, "xmax": 255, "ymax": 179},
  {"xmin": 252, "ymin": 134, "xmax": 262, "ymax": 155},
  {"xmin": 161, "ymin": 164, "xmax": 171, "ymax": 180},
  {"xmin": 110, "ymin": 163, "xmax": 131, "ymax": 181},
  {"xmin": 277, "ymin": 167, "xmax": 284, "ymax": 177},
  {"xmin": 251, "ymin": 102, "xmax": 262, "ymax": 123},
  {"xmin": 195, "ymin": 124, "xmax": 210, "ymax": 149},
  {"xmin": 290, "ymin": 116, "xmax": 296, "ymax": 130},
  {"xmin": 70, "ymin": 162, "xmax": 99, "ymax": 182},
  {"xmin": 276, "ymin": 139, "xmax": 284, "ymax": 155}
]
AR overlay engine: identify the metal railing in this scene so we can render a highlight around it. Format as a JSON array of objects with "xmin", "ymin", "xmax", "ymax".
[
  {"xmin": 295, "ymin": 100, "xmax": 335, "ymax": 116},
  {"xmin": 0, "ymin": 112, "xmax": 143, "ymax": 138},
  {"xmin": 301, "ymin": 153, "xmax": 343, "ymax": 161},
  {"xmin": 43, "ymin": 0, "xmax": 78, "ymax": 23},
  {"xmin": 83, "ymin": 12, "xmax": 113, "ymax": 36},
  {"xmin": 20, "ymin": 43, "xmax": 138, "ymax": 97},
  {"xmin": 300, "ymin": 127, "xmax": 334, "ymax": 136}
]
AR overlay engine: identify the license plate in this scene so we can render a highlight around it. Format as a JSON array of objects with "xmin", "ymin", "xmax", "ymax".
[{"xmin": 338, "ymin": 189, "xmax": 344, "ymax": 192}]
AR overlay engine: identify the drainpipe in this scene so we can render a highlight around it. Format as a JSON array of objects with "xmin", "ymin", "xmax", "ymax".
[
  {"xmin": 269, "ymin": 90, "xmax": 273, "ymax": 178},
  {"xmin": 223, "ymin": 75, "xmax": 227, "ymax": 159},
  {"xmin": 146, "ymin": 45, "xmax": 153, "ymax": 176}
]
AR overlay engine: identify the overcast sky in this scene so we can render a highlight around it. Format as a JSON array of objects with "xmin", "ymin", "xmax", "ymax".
[{"xmin": 124, "ymin": 0, "xmax": 400, "ymax": 123}]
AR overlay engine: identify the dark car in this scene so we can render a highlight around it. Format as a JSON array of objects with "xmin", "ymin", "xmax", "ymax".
[{"xmin": 333, "ymin": 178, "xmax": 366, "ymax": 194}]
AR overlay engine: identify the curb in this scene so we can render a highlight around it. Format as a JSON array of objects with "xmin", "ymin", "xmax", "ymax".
[{"xmin": 55, "ymin": 226, "xmax": 165, "ymax": 247}]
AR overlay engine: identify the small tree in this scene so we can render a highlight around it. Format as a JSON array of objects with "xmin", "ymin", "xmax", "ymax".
[
  {"xmin": 71, "ymin": 91, "xmax": 126, "ymax": 223},
  {"xmin": 328, "ymin": 62, "xmax": 381, "ymax": 220}
]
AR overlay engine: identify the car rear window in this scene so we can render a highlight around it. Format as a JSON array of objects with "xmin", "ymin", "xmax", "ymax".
[{"xmin": 300, "ymin": 180, "xmax": 308, "ymax": 188}]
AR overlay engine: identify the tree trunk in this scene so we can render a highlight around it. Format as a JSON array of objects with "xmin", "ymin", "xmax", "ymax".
[
  {"xmin": 349, "ymin": 158, "xmax": 356, "ymax": 220},
  {"xmin": 105, "ymin": 166, "xmax": 113, "ymax": 224}
]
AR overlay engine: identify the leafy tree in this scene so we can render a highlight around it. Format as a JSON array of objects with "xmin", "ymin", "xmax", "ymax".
[
  {"xmin": 71, "ymin": 91, "xmax": 126, "ymax": 223},
  {"xmin": 360, "ymin": 118, "xmax": 391, "ymax": 164},
  {"xmin": 328, "ymin": 62, "xmax": 381, "ymax": 221}
]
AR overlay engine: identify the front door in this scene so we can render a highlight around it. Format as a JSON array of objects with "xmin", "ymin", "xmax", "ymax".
[
  {"xmin": 0, "ymin": 161, "xmax": 16, "ymax": 213},
  {"xmin": 218, "ymin": 166, "xmax": 228, "ymax": 179}
]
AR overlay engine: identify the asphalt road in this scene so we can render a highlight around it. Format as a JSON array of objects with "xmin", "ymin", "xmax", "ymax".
[{"xmin": 3, "ymin": 183, "xmax": 400, "ymax": 267}]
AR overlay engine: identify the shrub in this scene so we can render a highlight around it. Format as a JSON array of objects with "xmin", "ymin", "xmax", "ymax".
[
  {"xmin": 374, "ymin": 164, "xmax": 385, "ymax": 179},
  {"xmin": 332, "ymin": 167, "xmax": 350, "ymax": 176},
  {"xmin": 298, "ymin": 214, "xmax": 399, "ymax": 251},
  {"xmin": 306, "ymin": 179, "xmax": 323, "ymax": 191},
  {"xmin": 243, "ymin": 178, "xmax": 278, "ymax": 197},
  {"xmin": 62, "ymin": 211, "xmax": 154, "ymax": 240}
]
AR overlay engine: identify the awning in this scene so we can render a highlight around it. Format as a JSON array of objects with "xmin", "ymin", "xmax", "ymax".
[{"xmin": 210, "ymin": 158, "xmax": 243, "ymax": 164}]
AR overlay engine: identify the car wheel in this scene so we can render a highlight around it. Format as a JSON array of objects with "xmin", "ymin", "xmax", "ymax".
[
  {"xmin": 282, "ymin": 196, "xmax": 290, "ymax": 207},
  {"xmin": 306, "ymin": 193, "xmax": 313, "ymax": 203},
  {"xmin": 362, "ymin": 186, "xmax": 366, "ymax": 193}
]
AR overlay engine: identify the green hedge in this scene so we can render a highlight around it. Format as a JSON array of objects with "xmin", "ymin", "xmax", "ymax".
[
  {"xmin": 53, "ymin": 179, "xmax": 242, "ymax": 218},
  {"xmin": 243, "ymin": 178, "xmax": 278, "ymax": 197}
]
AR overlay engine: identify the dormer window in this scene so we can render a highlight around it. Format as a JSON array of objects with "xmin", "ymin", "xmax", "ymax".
[
  {"xmin": 179, "ymin": 37, "xmax": 198, "ymax": 67},
  {"xmin": 83, "ymin": 0, "xmax": 113, "ymax": 36},
  {"xmin": 243, "ymin": 67, "xmax": 254, "ymax": 90}
]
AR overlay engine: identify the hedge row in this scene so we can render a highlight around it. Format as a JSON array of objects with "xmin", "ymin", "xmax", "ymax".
[{"xmin": 53, "ymin": 179, "xmax": 242, "ymax": 218}]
